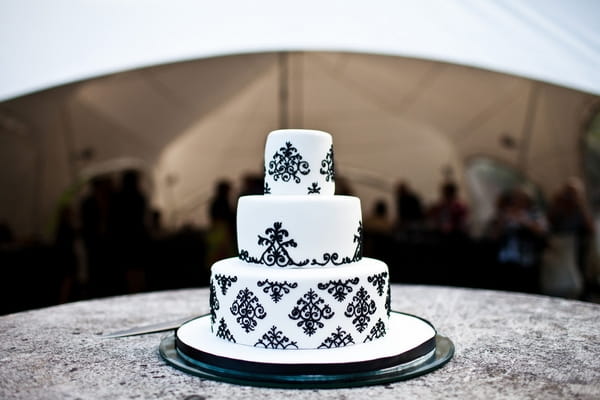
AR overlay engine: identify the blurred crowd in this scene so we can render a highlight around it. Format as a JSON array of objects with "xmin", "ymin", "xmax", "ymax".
[
  {"xmin": 363, "ymin": 177, "xmax": 599, "ymax": 301},
  {"xmin": 0, "ymin": 169, "xmax": 206, "ymax": 314},
  {"xmin": 1, "ymin": 171, "xmax": 599, "ymax": 315}
]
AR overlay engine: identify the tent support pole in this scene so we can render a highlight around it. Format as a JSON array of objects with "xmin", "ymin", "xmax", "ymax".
[
  {"xmin": 518, "ymin": 82, "xmax": 540, "ymax": 175},
  {"xmin": 60, "ymin": 100, "xmax": 78, "ymax": 184},
  {"xmin": 278, "ymin": 52, "xmax": 289, "ymax": 129},
  {"xmin": 294, "ymin": 52, "xmax": 304, "ymax": 128}
]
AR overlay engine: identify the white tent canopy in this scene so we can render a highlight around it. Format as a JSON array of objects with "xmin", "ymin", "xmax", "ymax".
[
  {"xmin": 1, "ymin": 1, "xmax": 600, "ymax": 238},
  {"xmin": 2, "ymin": 0, "xmax": 600, "ymax": 100}
]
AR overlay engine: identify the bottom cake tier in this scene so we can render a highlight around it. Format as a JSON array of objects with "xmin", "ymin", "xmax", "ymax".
[
  {"xmin": 170, "ymin": 311, "xmax": 441, "ymax": 379},
  {"xmin": 209, "ymin": 257, "xmax": 391, "ymax": 349}
]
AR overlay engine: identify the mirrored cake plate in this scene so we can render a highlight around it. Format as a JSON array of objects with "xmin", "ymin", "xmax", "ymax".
[{"xmin": 159, "ymin": 311, "xmax": 454, "ymax": 388}]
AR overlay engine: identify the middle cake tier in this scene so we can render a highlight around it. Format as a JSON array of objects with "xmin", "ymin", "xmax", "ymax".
[
  {"xmin": 237, "ymin": 195, "xmax": 363, "ymax": 268},
  {"xmin": 210, "ymin": 257, "xmax": 391, "ymax": 349}
]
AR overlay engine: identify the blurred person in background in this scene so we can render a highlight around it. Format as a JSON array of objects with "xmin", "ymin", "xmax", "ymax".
[
  {"xmin": 546, "ymin": 177, "xmax": 596, "ymax": 299},
  {"xmin": 365, "ymin": 199, "xmax": 393, "ymax": 235},
  {"xmin": 239, "ymin": 173, "xmax": 264, "ymax": 196},
  {"xmin": 428, "ymin": 180, "xmax": 468, "ymax": 237},
  {"xmin": 395, "ymin": 182, "xmax": 425, "ymax": 235},
  {"xmin": 488, "ymin": 187, "xmax": 548, "ymax": 293},
  {"xmin": 205, "ymin": 180, "xmax": 236, "ymax": 283},
  {"xmin": 363, "ymin": 199, "xmax": 393, "ymax": 265},
  {"xmin": 80, "ymin": 176, "xmax": 115, "ymax": 297},
  {"xmin": 112, "ymin": 170, "xmax": 150, "ymax": 294},
  {"xmin": 53, "ymin": 205, "xmax": 78, "ymax": 303}
]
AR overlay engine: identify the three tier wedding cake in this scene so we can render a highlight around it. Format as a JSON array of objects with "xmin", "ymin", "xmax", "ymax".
[
  {"xmin": 210, "ymin": 129, "xmax": 390, "ymax": 349},
  {"xmin": 173, "ymin": 129, "xmax": 441, "ymax": 379}
]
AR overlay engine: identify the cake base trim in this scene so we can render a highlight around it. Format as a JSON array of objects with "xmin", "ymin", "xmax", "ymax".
[
  {"xmin": 172, "ymin": 311, "xmax": 439, "ymax": 376},
  {"xmin": 160, "ymin": 312, "xmax": 454, "ymax": 388}
]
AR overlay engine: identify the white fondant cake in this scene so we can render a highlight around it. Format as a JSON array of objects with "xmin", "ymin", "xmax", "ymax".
[
  {"xmin": 208, "ymin": 129, "xmax": 391, "ymax": 350},
  {"xmin": 237, "ymin": 195, "xmax": 362, "ymax": 268},
  {"xmin": 211, "ymin": 258, "xmax": 390, "ymax": 349},
  {"xmin": 263, "ymin": 129, "xmax": 334, "ymax": 196}
]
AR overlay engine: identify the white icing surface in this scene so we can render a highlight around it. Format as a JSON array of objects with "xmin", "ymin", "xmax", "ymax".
[
  {"xmin": 211, "ymin": 257, "xmax": 390, "ymax": 349},
  {"xmin": 236, "ymin": 195, "xmax": 362, "ymax": 268},
  {"xmin": 264, "ymin": 129, "xmax": 334, "ymax": 196},
  {"xmin": 179, "ymin": 312, "xmax": 436, "ymax": 365}
]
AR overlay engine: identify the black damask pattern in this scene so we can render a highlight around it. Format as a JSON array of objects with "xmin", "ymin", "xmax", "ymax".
[
  {"xmin": 254, "ymin": 326, "xmax": 299, "ymax": 349},
  {"xmin": 230, "ymin": 288, "xmax": 267, "ymax": 333},
  {"xmin": 317, "ymin": 277, "xmax": 360, "ymax": 302},
  {"xmin": 344, "ymin": 286, "xmax": 377, "ymax": 333},
  {"xmin": 311, "ymin": 222, "xmax": 364, "ymax": 266},
  {"xmin": 307, "ymin": 182, "xmax": 321, "ymax": 194},
  {"xmin": 385, "ymin": 284, "xmax": 391, "ymax": 317},
  {"xmin": 353, "ymin": 221, "xmax": 363, "ymax": 262},
  {"xmin": 214, "ymin": 274, "xmax": 238, "ymax": 295},
  {"xmin": 264, "ymin": 181, "xmax": 271, "ymax": 194},
  {"xmin": 289, "ymin": 289, "xmax": 334, "ymax": 336},
  {"xmin": 257, "ymin": 279, "xmax": 298, "ymax": 303},
  {"xmin": 363, "ymin": 318, "xmax": 386, "ymax": 343},
  {"xmin": 318, "ymin": 326, "xmax": 355, "ymax": 349},
  {"xmin": 367, "ymin": 272, "xmax": 388, "ymax": 296},
  {"xmin": 238, "ymin": 222, "xmax": 310, "ymax": 267},
  {"xmin": 216, "ymin": 318, "xmax": 236, "ymax": 343},
  {"xmin": 320, "ymin": 145, "xmax": 335, "ymax": 182},
  {"xmin": 209, "ymin": 279, "xmax": 219, "ymax": 325},
  {"xmin": 268, "ymin": 141, "xmax": 310, "ymax": 183},
  {"xmin": 311, "ymin": 253, "xmax": 352, "ymax": 266}
]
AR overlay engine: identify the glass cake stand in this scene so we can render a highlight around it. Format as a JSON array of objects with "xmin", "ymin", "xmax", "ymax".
[{"xmin": 159, "ymin": 312, "xmax": 454, "ymax": 388}]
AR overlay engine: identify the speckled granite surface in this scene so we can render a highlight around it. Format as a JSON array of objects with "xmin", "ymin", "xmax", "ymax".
[{"xmin": 0, "ymin": 285, "xmax": 599, "ymax": 399}]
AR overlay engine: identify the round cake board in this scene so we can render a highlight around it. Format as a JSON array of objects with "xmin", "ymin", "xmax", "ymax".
[{"xmin": 159, "ymin": 312, "xmax": 454, "ymax": 388}]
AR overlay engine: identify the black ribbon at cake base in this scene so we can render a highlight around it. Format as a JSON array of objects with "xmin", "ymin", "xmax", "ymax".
[
  {"xmin": 167, "ymin": 312, "xmax": 448, "ymax": 378},
  {"xmin": 159, "ymin": 312, "xmax": 455, "ymax": 388},
  {"xmin": 159, "ymin": 320, "xmax": 454, "ymax": 388},
  {"xmin": 175, "ymin": 332, "xmax": 436, "ymax": 376}
]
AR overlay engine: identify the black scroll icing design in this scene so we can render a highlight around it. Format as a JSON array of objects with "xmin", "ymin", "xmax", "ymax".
[
  {"xmin": 257, "ymin": 279, "xmax": 298, "ymax": 303},
  {"xmin": 216, "ymin": 318, "xmax": 236, "ymax": 343},
  {"xmin": 289, "ymin": 289, "xmax": 334, "ymax": 336},
  {"xmin": 230, "ymin": 288, "xmax": 266, "ymax": 333},
  {"xmin": 363, "ymin": 318, "xmax": 386, "ymax": 343},
  {"xmin": 344, "ymin": 286, "xmax": 377, "ymax": 333},
  {"xmin": 268, "ymin": 141, "xmax": 310, "ymax": 183},
  {"xmin": 311, "ymin": 253, "xmax": 352, "ymax": 266},
  {"xmin": 214, "ymin": 274, "xmax": 238, "ymax": 295},
  {"xmin": 385, "ymin": 284, "xmax": 391, "ymax": 317},
  {"xmin": 353, "ymin": 221, "xmax": 363, "ymax": 261},
  {"xmin": 264, "ymin": 182, "xmax": 271, "ymax": 194},
  {"xmin": 367, "ymin": 272, "xmax": 388, "ymax": 296},
  {"xmin": 320, "ymin": 145, "xmax": 335, "ymax": 182},
  {"xmin": 318, "ymin": 326, "xmax": 355, "ymax": 349},
  {"xmin": 239, "ymin": 222, "xmax": 310, "ymax": 267},
  {"xmin": 310, "ymin": 222, "xmax": 363, "ymax": 266},
  {"xmin": 254, "ymin": 326, "xmax": 299, "ymax": 349},
  {"xmin": 209, "ymin": 279, "xmax": 219, "ymax": 325},
  {"xmin": 307, "ymin": 182, "xmax": 321, "ymax": 194},
  {"xmin": 317, "ymin": 277, "xmax": 360, "ymax": 302}
]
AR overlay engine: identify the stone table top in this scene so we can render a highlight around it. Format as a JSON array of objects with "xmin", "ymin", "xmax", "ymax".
[{"xmin": 1, "ymin": 285, "xmax": 599, "ymax": 399}]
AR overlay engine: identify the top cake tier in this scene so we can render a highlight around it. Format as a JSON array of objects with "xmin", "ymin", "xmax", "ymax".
[{"xmin": 264, "ymin": 129, "xmax": 334, "ymax": 196}]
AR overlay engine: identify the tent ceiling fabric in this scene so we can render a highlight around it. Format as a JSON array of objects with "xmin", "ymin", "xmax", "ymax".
[
  {"xmin": 1, "ymin": 52, "xmax": 598, "ymax": 236},
  {"xmin": 1, "ymin": 0, "xmax": 600, "ymax": 101}
]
